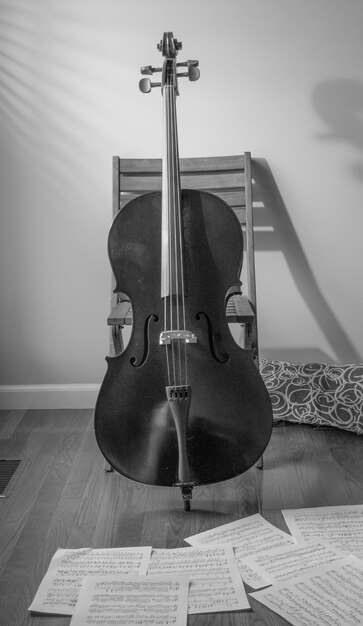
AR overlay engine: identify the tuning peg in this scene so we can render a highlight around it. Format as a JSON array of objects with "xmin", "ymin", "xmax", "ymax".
[
  {"xmin": 176, "ymin": 67, "xmax": 200, "ymax": 82},
  {"xmin": 139, "ymin": 77, "xmax": 161, "ymax": 93},
  {"xmin": 188, "ymin": 66, "xmax": 200, "ymax": 81},
  {"xmin": 176, "ymin": 59, "xmax": 200, "ymax": 82},
  {"xmin": 140, "ymin": 65, "xmax": 162, "ymax": 75},
  {"xmin": 176, "ymin": 60, "xmax": 199, "ymax": 68}
]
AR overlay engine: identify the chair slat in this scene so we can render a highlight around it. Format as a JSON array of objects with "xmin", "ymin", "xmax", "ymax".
[
  {"xmin": 118, "ymin": 155, "xmax": 245, "ymax": 174},
  {"xmin": 120, "ymin": 172, "xmax": 246, "ymax": 193}
]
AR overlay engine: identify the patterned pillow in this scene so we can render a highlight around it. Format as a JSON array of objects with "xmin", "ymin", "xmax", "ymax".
[{"xmin": 259, "ymin": 360, "xmax": 363, "ymax": 435}]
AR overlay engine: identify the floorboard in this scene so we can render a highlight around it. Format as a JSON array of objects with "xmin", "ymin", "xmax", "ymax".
[{"xmin": 0, "ymin": 410, "xmax": 362, "ymax": 625}]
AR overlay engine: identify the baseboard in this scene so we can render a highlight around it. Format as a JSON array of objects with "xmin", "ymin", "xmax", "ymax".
[{"xmin": 0, "ymin": 384, "xmax": 101, "ymax": 410}]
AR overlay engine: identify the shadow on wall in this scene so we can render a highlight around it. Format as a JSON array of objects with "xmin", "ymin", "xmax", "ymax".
[
  {"xmin": 252, "ymin": 158, "xmax": 360, "ymax": 365},
  {"xmin": 312, "ymin": 78, "xmax": 363, "ymax": 182}
]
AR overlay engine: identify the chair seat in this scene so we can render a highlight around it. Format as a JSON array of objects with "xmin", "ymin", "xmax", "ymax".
[{"xmin": 107, "ymin": 294, "xmax": 255, "ymax": 327}]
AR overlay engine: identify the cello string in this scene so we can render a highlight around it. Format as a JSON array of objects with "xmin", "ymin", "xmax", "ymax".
[
  {"xmin": 164, "ymin": 81, "xmax": 190, "ymax": 390},
  {"xmin": 173, "ymin": 96, "xmax": 188, "ymax": 387},
  {"xmin": 172, "ymin": 88, "xmax": 188, "ymax": 387},
  {"xmin": 163, "ymin": 87, "xmax": 172, "ymax": 388},
  {"xmin": 170, "ymin": 87, "xmax": 182, "ymax": 387},
  {"xmin": 167, "ymin": 86, "xmax": 177, "ymax": 388}
]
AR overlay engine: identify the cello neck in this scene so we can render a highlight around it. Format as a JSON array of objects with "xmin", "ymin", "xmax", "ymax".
[
  {"xmin": 161, "ymin": 63, "xmax": 183, "ymax": 299},
  {"xmin": 138, "ymin": 32, "xmax": 199, "ymax": 300}
]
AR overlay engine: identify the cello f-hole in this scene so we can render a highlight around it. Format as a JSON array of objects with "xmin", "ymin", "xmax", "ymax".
[
  {"xmin": 196, "ymin": 311, "xmax": 229, "ymax": 364},
  {"xmin": 130, "ymin": 314, "xmax": 159, "ymax": 367}
]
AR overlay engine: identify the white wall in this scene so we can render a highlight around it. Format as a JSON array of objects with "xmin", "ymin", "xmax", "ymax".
[{"xmin": 1, "ymin": 0, "xmax": 362, "ymax": 407}]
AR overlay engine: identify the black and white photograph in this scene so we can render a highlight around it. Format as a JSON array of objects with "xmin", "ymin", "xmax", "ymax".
[{"xmin": 1, "ymin": 1, "xmax": 363, "ymax": 624}]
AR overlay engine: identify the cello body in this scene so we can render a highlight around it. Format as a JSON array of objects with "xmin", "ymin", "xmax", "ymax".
[
  {"xmin": 95, "ymin": 189, "xmax": 272, "ymax": 487},
  {"xmin": 94, "ymin": 33, "xmax": 272, "ymax": 502}
]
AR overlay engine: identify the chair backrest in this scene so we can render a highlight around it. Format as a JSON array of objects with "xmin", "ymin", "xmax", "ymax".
[{"xmin": 112, "ymin": 152, "xmax": 257, "ymax": 314}]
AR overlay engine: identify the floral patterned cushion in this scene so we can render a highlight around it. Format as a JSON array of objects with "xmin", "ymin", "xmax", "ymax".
[{"xmin": 259, "ymin": 360, "xmax": 363, "ymax": 435}]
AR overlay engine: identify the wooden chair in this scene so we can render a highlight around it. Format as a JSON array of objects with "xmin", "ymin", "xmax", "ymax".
[{"xmin": 108, "ymin": 152, "xmax": 260, "ymax": 365}]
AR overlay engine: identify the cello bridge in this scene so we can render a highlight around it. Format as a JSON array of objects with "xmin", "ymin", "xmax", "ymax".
[{"xmin": 159, "ymin": 330, "xmax": 197, "ymax": 345}]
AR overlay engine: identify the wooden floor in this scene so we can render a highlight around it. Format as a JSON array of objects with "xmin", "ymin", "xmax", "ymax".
[{"xmin": 0, "ymin": 409, "xmax": 363, "ymax": 625}]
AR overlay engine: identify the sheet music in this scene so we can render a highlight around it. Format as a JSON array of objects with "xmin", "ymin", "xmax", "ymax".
[
  {"xmin": 250, "ymin": 555, "xmax": 363, "ymax": 626},
  {"xmin": 242, "ymin": 540, "xmax": 346, "ymax": 588},
  {"xmin": 28, "ymin": 546, "xmax": 152, "ymax": 615},
  {"xmin": 148, "ymin": 545, "xmax": 250, "ymax": 614},
  {"xmin": 185, "ymin": 513, "xmax": 295, "ymax": 589},
  {"xmin": 70, "ymin": 574, "xmax": 189, "ymax": 626},
  {"xmin": 282, "ymin": 504, "xmax": 363, "ymax": 557}
]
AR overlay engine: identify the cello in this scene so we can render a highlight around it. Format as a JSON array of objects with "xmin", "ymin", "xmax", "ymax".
[{"xmin": 94, "ymin": 33, "xmax": 272, "ymax": 509}]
